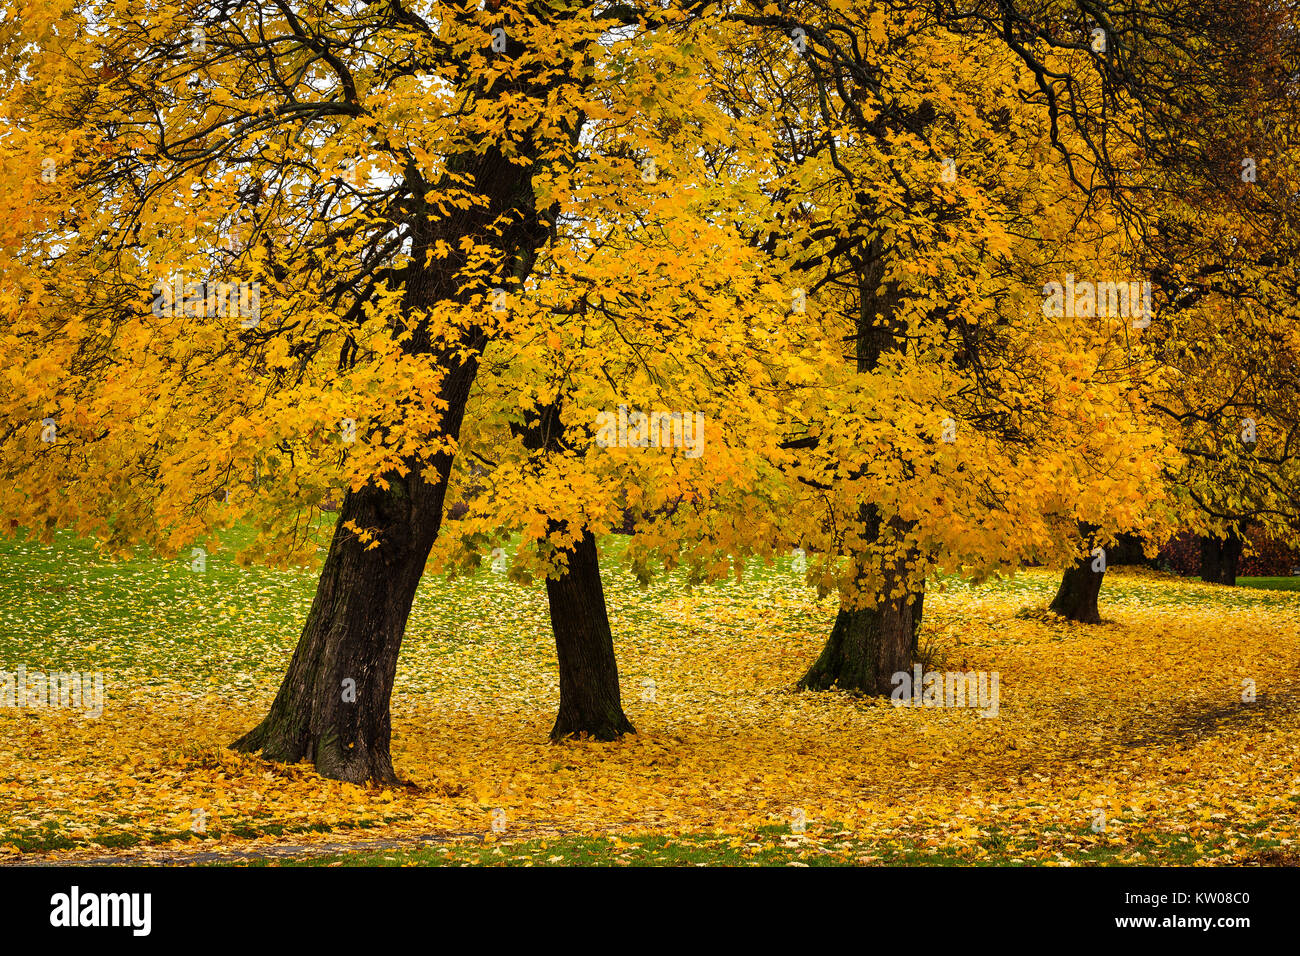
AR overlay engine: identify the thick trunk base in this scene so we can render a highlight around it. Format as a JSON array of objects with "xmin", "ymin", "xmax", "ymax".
[
  {"xmin": 231, "ymin": 472, "xmax": 449, "ymax": 783},
  {"xmin": 1200, "ymin": 532, "xmax": 1242, "ymax": 585},
  {"xmin": 1049, "ymin": 561, "xmax": 1104, "ymax": 623},
  {"xmin": 547, "ymin": 530, "xmax": 634, "ymax": 741},
  {"xmin": 798, "ymin": 584, "xmax": 923, "ymax": 695}
]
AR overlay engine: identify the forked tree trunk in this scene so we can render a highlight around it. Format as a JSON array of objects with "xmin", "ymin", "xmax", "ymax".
[
  {"xmin": 1049, "ymin": 559, "xmax": 1104, "ymax": 623},
  {"xmin": 230, "ymin": 16, "xmax": 584, "ymax": 783},
  {"xmin": 1200, "ymin": 531, "xmax": 1242, "ymax": 585},
  {"xmin": 232, "ymin": 359, "xmax": 477, "ymax": 782},
  {"xmin": 547, "ymin": 528, "xmax": 634, "ymax": 740}
]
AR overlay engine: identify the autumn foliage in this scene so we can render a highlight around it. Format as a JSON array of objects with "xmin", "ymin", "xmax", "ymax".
[{"xmin": 0, "ymin": 0, "xmax": 1298, "ymax": 867}]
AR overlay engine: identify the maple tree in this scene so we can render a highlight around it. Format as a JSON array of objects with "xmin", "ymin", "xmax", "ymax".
[
  {"xmin": 1, "ymin": 0, "xmax": 1296, "ymax": 794},
  {"xmin": 1043, "ymin": 0, "xmax": 1300, "ymax": 615},
  {"xmin": 1141, "ymin": 0, "xmax": 1300, "ymax": 588},
  {"xmin": 688, "ymin": 2, "xmax": 1181, "ymax": 687},
  {"xmin": 0, "ymin": 0, "xmax": 747, "ymax": 780},
  {"xmin": 732, "ymin": 0, "xmax": 1300, "ymax": 643},
  {"xmin": 0, "ymin": 0, "xmax": 816, "ymax": 780}
]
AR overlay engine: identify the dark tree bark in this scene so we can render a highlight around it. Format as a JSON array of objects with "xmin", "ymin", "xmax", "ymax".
[
  {"xmin": 1200, "ymin": 530, "xmax": 1242, "ymax": 585},
  {"xmin": 798, "ymin": 575, "xmax": 924, "ymax": 694},
  {"xmin": 230, "ymin": 151, "xmax": 539, "ymax": 783},
  {"xmin": 1200, "ymin": 536, "xmax": 1222, "ymax": 583},
  {"xmin": 547, "ymin": 529, "xmax": 634, "ymax": 740},
  {"xmin": 800, "ymin": 503, "xmax": 924, "ymax": 694},
  {"xmin": 1109, "ymin": 532, "xmax": 1157, "ymax": 568},
  {"xmin": 512, "ymin": 402, "xmax": 633, "ymax": 740},
  {"xmin": 911, "ymin": 588, "xmax": 925, "ymax": 655},
  {"xmin": 798, "ymin": 244, "xmax": 925, "ymax": 694},
  {"xmin": 1049, "ymin": 558, "xmax": 1105, "ymax": 623},
  {"xmin": 230, "ymin": 32, "xmax": 584, "ymax": 781},
  {"xmin": 232, "ymin": 359, "xmax": 478, "ymax": 783}
]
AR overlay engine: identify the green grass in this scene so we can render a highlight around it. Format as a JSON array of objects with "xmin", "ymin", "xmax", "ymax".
[
  {"xmin": 5, "ymin": 527, "xmax": 1300, "ymax": 863},
  {"xmin": 0, "ymin": 527, "xmax": 319, "ymax": 686},
  {"xmin": 1, "ymin": 818, "xmax": 397, "ymax": 855},
  {"xmin": 1237, "ymin": 576, "xmax": 1300, "ymax": 592},
  {"xmin": 228, "ymin": 824, "xmax": 1296, "ymax": 867},
  {"xmin": 3, "ymin": 529, "xmax": 1298, "ymax": 689}
]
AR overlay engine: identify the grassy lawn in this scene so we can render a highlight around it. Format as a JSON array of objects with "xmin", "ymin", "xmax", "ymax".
[
  {"xmin": 1238, "ymin": 576, "xmax": 1300, "ymax": 592},
  {"xmin": 3, "ymin": 528, "xmax": 1300, "ymax": 865},
  {"xmin": 235, "ymin": 824, "xmax": 1298, "ymax": 867}
]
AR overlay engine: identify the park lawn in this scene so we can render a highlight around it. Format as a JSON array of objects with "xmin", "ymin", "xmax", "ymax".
[
  {"xmin": 233, "ymin": 824, "xmax": 1298, "ymax": 867},
  {"xmin": 1239, "ymin": 576, "xmax": 1300, "ymax": 593},
  {"xmin": 2, "ymin": 529, "xmax": 1300, "ymax": 866}
]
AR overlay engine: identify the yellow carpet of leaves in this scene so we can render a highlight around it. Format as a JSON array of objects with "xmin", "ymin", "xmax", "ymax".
[{"xmin": 2, "ymin": 565, "xmax": 1298, "ymax": 864}]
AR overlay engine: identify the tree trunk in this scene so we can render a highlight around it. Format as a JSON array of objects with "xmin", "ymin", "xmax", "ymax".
[
  {"xmin": 1110, "ymin": 532, "xmax": 1157, "ymax": 567},
  {"xmin": 230, "ymin": 18, "xmax": 584, "ymax": 782},
  {"xmin": 1200, "ymin": 536, "xmax": 1222, "ymax": 583},
  {"xmin": 1049, "ymin": 559, "xmax": 1104, "ymax": 623},
  {"xmin": 798, "ymin": 243, "xmax": 925, "ymax": 694},
  {"xmin": 1200, "ymin": 531, "xmax": 1242, "ymax": 585},
  {"xmin": 511, "ymin": 399, "xmax": 633, "ymax": 741},
  {"xmin": 232, "ymin": 359, "xmax": 477, "ymax": 782},
  {"xmin": 547, "ymin": 529, "xmax": 634, "ymax": 740},
  {"xmin": 911, "ymin": 588, "xmax": 925, "ymax": 656},
  {"xmin": 799, "ymin": 571, "xmax": 924, "ymax": 695}
]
